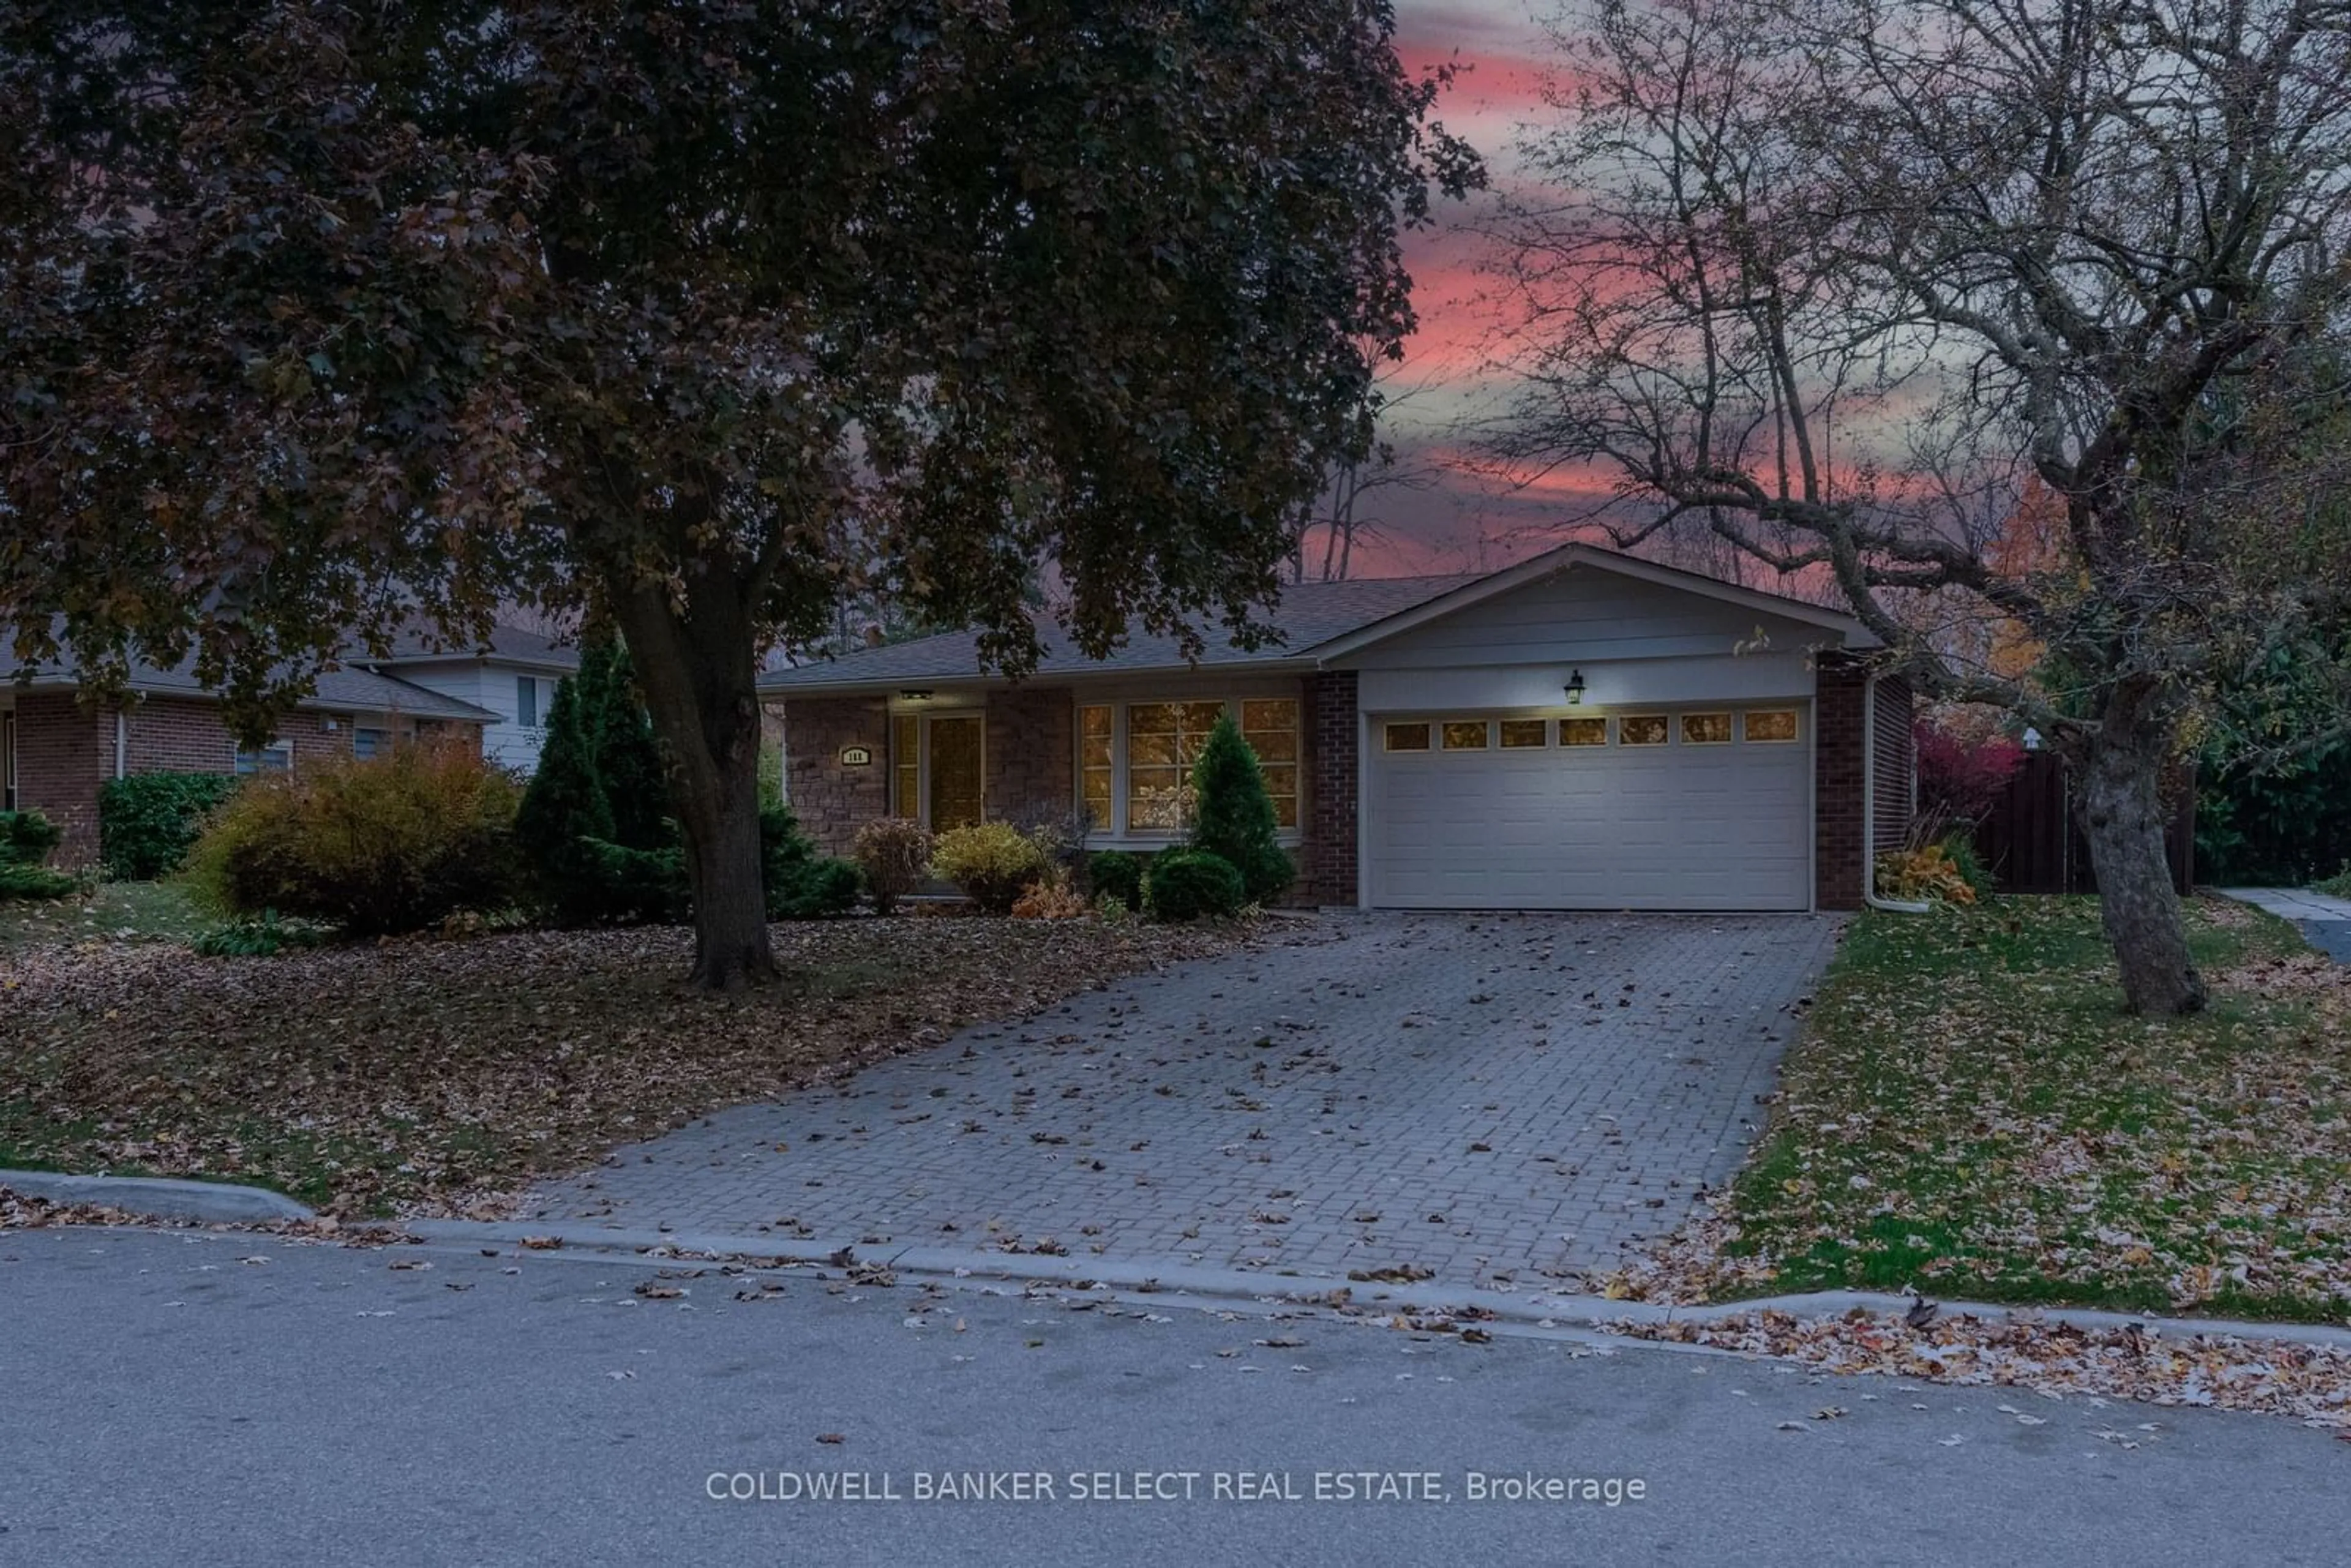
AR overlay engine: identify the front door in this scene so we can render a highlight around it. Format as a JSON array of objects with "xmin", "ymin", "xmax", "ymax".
[{"xmin": 927, "ymin": 714, "xmax": 984, "ymax": 831}]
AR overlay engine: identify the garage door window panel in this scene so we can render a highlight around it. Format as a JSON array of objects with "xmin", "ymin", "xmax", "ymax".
[
  {"xmin": 1681, "ymin": 713, "xmax": 1733, "ymax": 745},
  {"xmin": 1744, "ymin": 710, "xmax": 1800, "ymax": 743},
  {"xmin": 1441, "ymin": 721, "xmax": 1490, "ymax": 750},
  {"xmin": 1559, "ymin": 717, "xmax": 1609, "ymax": 747},
  {"xmin": 1619, "ymin": 715, "xmax": 1670, "ymax": 746},
  {"xmin": 1499, "ymin": 719, "xmax": 1548, "ymax": 748},
  {"xmin": 1385, "ymin": 722, "xmax": 1431, "ymax": 752}
]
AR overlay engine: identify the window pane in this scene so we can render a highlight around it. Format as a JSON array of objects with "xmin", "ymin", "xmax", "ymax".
[
  {"xmin": 1180, "ymin": 700, "xmax": 1226, "ymax": 733},
  {"xmin": 1241, "ymin": 699, "xmax": 1296, "ymax": 733},
  {"xmin": 1245, "ymin": 727, "xmax": 1298, "ymax": 763},
  {"xmin": 1441, "ymin": 721, "xmax": 1488, "ymax": 750},
  {"xmin": 1745, "ymin": 709, "xmax": 1800, "ymax": 743},
  {"xmin": 1499, "ymin": 719, "xmax": 1548, "ymax": 749},
  {"xmin": 1081, "ymin": 705, "xmax": 1112, "ymax": 738},
  {"xmin": 1130, "ymin": 729, "xmax": 1177, "ymax": 767},
  {"xmin": 353, "ymin": 727, "xmax": 389, "ymax": 761},
  {"xmin": 1128, "ymin": 765, "xmax": 1185, "ymax": 830},
  {"xmin": 1384, "ymin": 722, "xmax": 1430, "ymax": 752},
  {"xmin": 1681, "ymin": 712, "xmax": 1733, "ymax": 745},
  {"xmin": 517, "ymin": 676, "xmax": 538, "ymax": 729},
  {"xmin": 1619, "ymin": 715, "xmax": 1668, "ymax": 745},
  {"xmin": 891, "ymin": 715, "xmax": 920, "ymax": 819},
  {"xmin": 1559, "ymin": 716, "xmax": 1610, "ymax": 747},
  {"xmin": 1129, "ymin": 703, "xmax": 1176, "ymax": 735}
]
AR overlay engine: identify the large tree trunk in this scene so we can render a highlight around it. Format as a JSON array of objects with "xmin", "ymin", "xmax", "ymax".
[
  {"xmin": 2073, "ymin": 688, "xmax": 2205, "ymax": 1016},
  {"xmin": 606, "ymin": 574, "xmax": 778, "ymax": 991}
]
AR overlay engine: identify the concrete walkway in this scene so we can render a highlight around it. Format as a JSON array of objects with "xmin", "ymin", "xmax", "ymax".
[
  {"xmin": 2219, "ymin": 887, "xmax": 2351, "ymax": 964},
  {"xmin": 523, "ymin": 913, "xmax": 1843, "ymax": 1288}
]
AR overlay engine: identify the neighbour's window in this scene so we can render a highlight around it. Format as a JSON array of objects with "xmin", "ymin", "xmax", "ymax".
[
  {"xmin": 891, "ymin": 714, "xmax": 920, "ymax": 819},
  {"xmin": 1681, "ymin": 713, "xmax": 1733, "ymax": 745},
  {"xmin": 1559, "ymin": 716, "xmax": 1609, "ymax": 747},
  {"xmin": 1619, "ymin": 716, "xmax": 1669, "ymax": 746},
  {"xmin": 516, "ymin": 676, "xmax": 539, "ymax": 729},
  {"xmin": 1079, "ymin": 705, "xmax": 1113, "ymax": 829},
  {"xmin": 1744, "ymin": 709, "xmax": 1800, "ymax": 743},
  {"xmin": 353, "ymin": 727, "xmax": 391, "ymax": 761},
  {"xmin": 1384, "ymin": 722, "xmax": 1431, "ymax": 752},
  {"xmin": 1240, "ymin": 699, "xmax": 1299, "ymax": 828},
  {"xmin": 234, "ymin": 739, "xmax": 293, "ymax": 775},
  {"xmin": 1499, "ymin": 719, "xmax": 1548, "ymax": 749},
  {"xmin": 1441, "ymin": 721, "xmax": 1489, "ymax": 750},
  {"xmin": 1125, "ymin": 700, "xmax": 1226, "ymax": 830}
]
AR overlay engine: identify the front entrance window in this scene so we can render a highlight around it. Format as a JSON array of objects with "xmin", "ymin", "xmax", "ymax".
[{"xmin": 891, "ymin": 711, "xmax": 985, "ymax": 831}]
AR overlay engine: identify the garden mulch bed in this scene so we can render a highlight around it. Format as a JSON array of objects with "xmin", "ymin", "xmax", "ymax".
[{"xmin": 0, "ymin": 915, "xmax": 1265, "ymax": 1218}]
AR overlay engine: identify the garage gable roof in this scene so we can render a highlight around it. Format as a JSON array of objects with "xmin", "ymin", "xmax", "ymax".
[
  {"xmin": 1307, "ymin": 542, "xmax": 1874, "ymax": 662},
  {"xmin": 757, "ymin": 542, "xmax": 1869, "ymax": 696}
]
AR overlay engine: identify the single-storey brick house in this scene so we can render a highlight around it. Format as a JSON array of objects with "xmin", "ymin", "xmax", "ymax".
[
  {"xmin": 1, "ymin": 622, "xmax": 579, "ymax": 865},
  {"xmin": 763, "ymin": 544, "xmax": 1914, "ymax": 911}
]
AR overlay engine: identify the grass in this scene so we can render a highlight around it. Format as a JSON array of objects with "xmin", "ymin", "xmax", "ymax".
[
  {"xmin": 0, "ymin": 879, "xmax": 210, "ymax": 951},
  {"xmin": 0, "ymin": 915, "xmax": 1253, "ymax": 1217},
  {"xmin": 1708, "ymin": 894, "xmax": 2351, "ymax": 1322}
]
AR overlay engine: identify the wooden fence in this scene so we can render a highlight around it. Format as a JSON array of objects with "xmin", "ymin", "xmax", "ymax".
[{"xmin": 1970, "ymin": 751, "xmax": 2195, "ymax": 895}]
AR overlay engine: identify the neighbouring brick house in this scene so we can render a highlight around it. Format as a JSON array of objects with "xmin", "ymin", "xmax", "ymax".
[
  {"xmin": 763, "ymin": 542, "xmax": 1915, "ymax": 911},
  {"xmin": 1, "ymin": 623, "xmax": 578, "ymax": 867}
]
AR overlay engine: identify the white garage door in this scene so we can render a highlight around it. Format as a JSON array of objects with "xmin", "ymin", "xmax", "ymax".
[{"xmin": 1366, "ymin": 706, "xmax": 1811, "ymax": 910}]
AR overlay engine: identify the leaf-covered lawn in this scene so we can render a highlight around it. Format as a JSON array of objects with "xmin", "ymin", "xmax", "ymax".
[
  {"xmin": 1687, "ymin": 896, "xmax": 2351, "ymax": 1321},
  {"xmin": 0, "ymin": 880, "xmax": 210, "ymax": 951},
  {"xmin": 0, "ymin": 916, "xmax": 1253, "ymax": 1218}
]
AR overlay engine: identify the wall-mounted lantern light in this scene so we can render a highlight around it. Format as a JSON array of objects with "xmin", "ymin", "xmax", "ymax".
[{"xmin": 1564, "ymin": 670, "xmax": 1587, "ymax": 705}]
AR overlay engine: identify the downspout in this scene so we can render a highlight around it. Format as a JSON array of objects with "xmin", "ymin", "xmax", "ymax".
[{"xmin": 1862, "ymin": 670, "xmax": 1930, "ymax": 914}]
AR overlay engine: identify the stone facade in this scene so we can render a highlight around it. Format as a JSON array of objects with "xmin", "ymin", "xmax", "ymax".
[
  {"xmin": 983, "ymin": 685, "xmax": 1076, "ymax": 826},
  {"xmin": 779, "ymin": 695, "xmax": 891, "ymax": 858},
  {"xmin": 1305, "ymin": 670, "xmax": 1359, "ymax": 907}
]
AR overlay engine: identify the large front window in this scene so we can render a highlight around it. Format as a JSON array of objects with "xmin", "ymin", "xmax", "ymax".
[{"xmin": 1080, "ymin": 696, "xmax": 1300, "ymax": 836}]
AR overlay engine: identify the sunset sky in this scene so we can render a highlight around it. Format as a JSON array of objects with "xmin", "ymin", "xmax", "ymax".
[{"xmin": 1351, "ymin": 0, "xmax": 1580, "ymax": 577}]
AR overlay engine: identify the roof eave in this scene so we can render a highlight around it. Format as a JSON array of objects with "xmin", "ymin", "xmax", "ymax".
[{"xmin": 758, "ymin": 654, "xmax": 1324, "ymax": 699}]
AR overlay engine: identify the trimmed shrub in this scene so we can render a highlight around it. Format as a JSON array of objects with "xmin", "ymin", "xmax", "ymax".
[
  {"xmin": 98, "ymin": 772, "xmax": 241, "ymax": 879},
  {"xmin": 0, "ymin": 810, "xmax": 74, "ymax": 901},
  {"xmin": 1086, "ymin": 849, "xmax": 1145, "ymax": 911},
  {"xmin": 931, "ymin": 822, "xmax": 1051, "ymax": 914},
  {"xmin": 0, "ymin": 809, "xmax": 64, "ymax": 866},
  {"xmin": 762, "ymin": 806, "xmax": 859, "ymax": 918},
  {"xmin": 183, "ymin": 743, "xmax": 523, "ymax": 936},
  {"xmin": 1143, "ymin": 847, "xmax": 1247, "ymax": 922},
  {"xmin": 853, "ymin": 818, "xmax": 933, "ymax": 913},
  {"xmin": 1188, "ymin": 713, "xmax": 1293, "ymax": 905},
  {"xmin": 0, "ymin": 861, "xmax": 76, "ymax": 901}
]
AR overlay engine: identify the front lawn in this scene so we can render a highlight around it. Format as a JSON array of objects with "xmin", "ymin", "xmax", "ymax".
[
  {"xmin": 0, "ymin": 916, "xmax": 1249, "ymax": 1217},
  {"xmin": 1691, "ymin": 896, "xmax": 2351, "ymax": 1321},
  {"xmin": 0, "ymin": 880, "xmax": 209, "ymax": 951}
]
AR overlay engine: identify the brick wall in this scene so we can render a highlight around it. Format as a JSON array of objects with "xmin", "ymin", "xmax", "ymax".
[
  {"xmin": 984, "ymin": 685, "xmax": 1075, "ymax": 825},
  {"xmin": 782, "ymin": 695, "xmax": 891, "ymax": 857},
  {"xmin": 1305, "ymin": 670, "xmax": 1359, "ymax": 907},
  {"xmin": 1814, "ymin": 658, "xmax": 1869, "ymax": 910},
  {"xmin": 10, "ymin": 692, "xmax": 107, "ymax": 866}
]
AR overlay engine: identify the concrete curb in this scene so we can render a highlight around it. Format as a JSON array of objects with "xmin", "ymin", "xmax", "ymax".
[
  {"xmin": 397, "ymin": 1218, "xmax": 2351, "ymax": 1352},
  {"xmin": 1, "ymin": 1169, "xmax": 314, "ymax": 1225}
]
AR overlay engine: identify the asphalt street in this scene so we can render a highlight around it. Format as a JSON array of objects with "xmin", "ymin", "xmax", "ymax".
[{"xmin": 2, "ymin": 1226, "xmax": 2345, "ymax": 1567}]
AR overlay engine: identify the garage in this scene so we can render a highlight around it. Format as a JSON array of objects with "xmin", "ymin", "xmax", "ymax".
[{"xmin": 1365, "ymin": 703, "xmax": 1813, "ymax": 910}]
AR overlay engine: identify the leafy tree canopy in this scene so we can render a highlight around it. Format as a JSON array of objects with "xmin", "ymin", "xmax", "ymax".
[{"xmin": 0, "ymin": 0, "xmax": 1479, "ymax": 984}]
